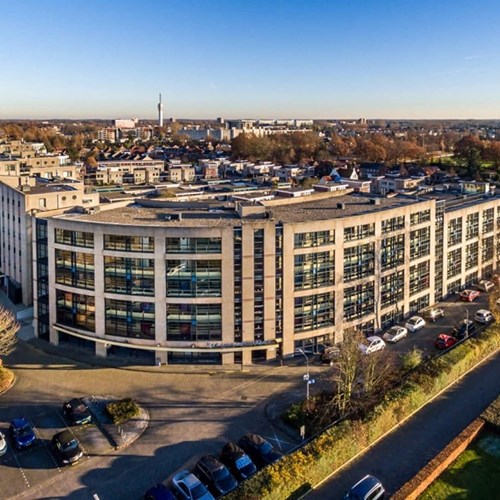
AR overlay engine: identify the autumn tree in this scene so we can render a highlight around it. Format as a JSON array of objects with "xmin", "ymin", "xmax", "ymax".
[
  {"xmin": 454, "ymin": 135, "xmax": 484, "ymax": 179},
  {"xmin": 484, "ymin": 141, "xmax": 500, "ymax": 168},
  {"xmin": 0, "ymin": 306, "xmax": 20, "ymax": 366}
]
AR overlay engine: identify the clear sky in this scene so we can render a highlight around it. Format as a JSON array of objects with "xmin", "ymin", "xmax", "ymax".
[{"xmin": 1, "ymin": 0, "xmax": 500, "ymax": 120}]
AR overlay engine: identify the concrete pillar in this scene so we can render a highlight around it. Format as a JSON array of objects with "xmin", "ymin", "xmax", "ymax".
[{"xmin": 95, "ymin": 342, "xmax": 107, "ymax": 358}]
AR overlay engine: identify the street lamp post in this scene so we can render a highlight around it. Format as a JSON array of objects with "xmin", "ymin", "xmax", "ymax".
[{"xmin": 296, "ymin": 348, "xmax": 315, "ymax": 400}]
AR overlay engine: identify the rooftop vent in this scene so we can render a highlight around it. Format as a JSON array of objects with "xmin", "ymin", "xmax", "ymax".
[
  {"xmin": 337, "ymin": 202, "xmax": 345, "ymax": 209},
  {"xmin": 369, "ymin": 198, "xmax": 381, "ymax": 205}
]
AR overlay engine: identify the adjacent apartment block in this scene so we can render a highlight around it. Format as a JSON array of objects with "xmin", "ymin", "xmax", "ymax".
[{"xmin": 32, "ymin": 188, "xmax": 500, "ymax": 366}]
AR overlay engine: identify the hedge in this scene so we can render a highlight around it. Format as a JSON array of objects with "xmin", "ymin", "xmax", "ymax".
[
  {"xmin": 481, "ymin": 394, "xmax": 500, "ymax": 429},
  {"xmin": 106, "ymin": 398, "xmax": 140, "ymax": 425},
  {"xmin": 227, "ymin": 326, "xmax": 500, "ymax": 500}
]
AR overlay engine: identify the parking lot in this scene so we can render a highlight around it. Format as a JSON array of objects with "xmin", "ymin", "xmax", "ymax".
[
  {"xmin": 0, "ymin": 403, "xmax": 113, "ymax": 499},
  {"xmin": 0, "ymin": 289, "xmax": 496, "ymax": 499}
]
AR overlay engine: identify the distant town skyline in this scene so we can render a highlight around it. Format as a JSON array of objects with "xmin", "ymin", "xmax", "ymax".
[{"xmin": 2, "ymin": 0, "xmax": 500, "ymax": 120}]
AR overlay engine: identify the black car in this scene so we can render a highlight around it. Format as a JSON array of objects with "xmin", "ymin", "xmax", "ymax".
[
  {"xmin": 63, "ymin": 398, "xmax": 92, "ymax": 425},
  {"xmin": 453, "ymin": 319, "xmax": 476, "ymax": 340},
  {"xmin": 220, "ymin": 442, "xmax": 257, "ymax": 481},
  {"xmin": 237, "ymin": 433, "xmax": 282, "ymax": 469},
  {"xmin": 51, "ymin": 430, "xmax": 83, "ymax": 465},
  {"xmin": 144, "ymin": 483, "xmax": 176, "ymax": 500},
  {"xmin": 194, "ymin": 455, "xmax": 238, "ymax": 496}
]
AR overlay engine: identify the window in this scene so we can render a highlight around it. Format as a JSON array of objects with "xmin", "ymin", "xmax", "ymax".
[
  {"xmin": 482, "ymin": 235, "xmax": 494, "ymax": 262},
  {"xmin": 56, "ymin": 290, "xmax": 95, "ymax": 332},
  {"xmin": 466, "ymin": 213, "xmax": 479, "ymax": 240},
  {"xmin": 294, "ymin": 292, "xmax": 334, "ymax": 333},
  {"xmin": 105, "ymin": 299, "xmax": 155, "ymax": 339},
  {"xmin": 410, "ymin": 226, "xmax": 431, "ymax": 260},
  {"xmin": 55, "ymin": 228, "xmax": 94, "ymax": 248},
  {"xmin": 344, "ymin": 224, "xmax": 375, "ymax": 242},
  {"xmin": 55, "ymin": 250, "xmax": 95, "ymax": 290},
  {"xmin": 104, "ymin": 235, "xmax": 154, "ymax": 252},
  {"xmin": 344, "ymin": 243, "xmax": 375, "ymax": 281},
  {"xmin": 382, "ymin": 216, "xmax": 405, "ymax": 234},
  {"xmin": 344, "ymin": 282, "xmax": 374, "ymax": 321},
  {"xmin": 167, "ymin": 303, "xmax": 222, "ymax": 341},
  {"xmin": 465, "ymin": 242, "xmax": 479, "ymax": 270},
  {"xmin": 104, "ymin": 257, "xmax": 155, "ymax": 296},
  {"xmin": 448, "ymin": 217, "xmax": 463, "ymax": 247},
  {"xmin": 165, "ymin": 237, "xmax": 221, "ymax": 253},
  {"xmin": 381, "ymin": 234, "xmax": 405, "ymax": 270},
  {"xmin": 482, "ymin": 208, "xmax": 494, "ymax": 234},
  {"xmin": 409, "ymin": 294, "xmax": 429, "ymax": 313},
  {"xmin": 447, "ymin": 249, "xmax": 462, "ymax": 279},
  {"xmin": 294, "ymin": 251, "xmax": 334, "ymax": 290},
  {"xmin": 410, "ymin": 209, "xmax": 431, "ymax": 225},
  {"xmin": 166, "ymin": 260, "xmax": 221, "ymax": 297},
  {"xmin": 381, "ymin": 271, "xmax": 404, "ymax": 307},
  {"xmin": 294, "ymin": 230, "xmax": 334, "ymax": 248},
  {"xmin": 409, "ymin": 260, "xmax": 430, "ymax": 295}
]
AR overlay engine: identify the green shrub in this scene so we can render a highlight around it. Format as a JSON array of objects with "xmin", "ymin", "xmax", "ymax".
[
  {"xmin": 226, "ymin": 326, "xmax": 500, "ymax": 500},
  {"xmin": 106, "ymin": 398, "xmax": 140, "ymax": 425},
  {"xmin": 401, "ymin": 347, "xmax": 423, "ymax": 371}
]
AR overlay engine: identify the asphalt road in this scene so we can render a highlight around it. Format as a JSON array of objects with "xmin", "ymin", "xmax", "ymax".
[{"xmin": 306, "ymin": 349, "xmax": 500, "ymax": 499}]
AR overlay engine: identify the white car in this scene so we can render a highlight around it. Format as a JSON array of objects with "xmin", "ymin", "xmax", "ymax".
[
  {"xmin": 172, "ymin": 470, "xmax": 215, "ymax": 500},
  {"xmin": 474, "ymin": 309, "xmax": 494, "ymax": 324},
  {"xmin": 0, "ymin": 431, "xmax": 7, "ymax": 456},
  {"xmin": 382, "ymin": 326, "xmax": 408, "ymax": 343},
  {"xmin": 405, "ymin": 316, "xmax": 426, "ymax": 332},
  {"xmin": 359, "ymin": 336, "xmax": 386, "ymax": 355},
  {"xmin": 478, "ymin": 280, "xmax": 494, "ymax": 293}
]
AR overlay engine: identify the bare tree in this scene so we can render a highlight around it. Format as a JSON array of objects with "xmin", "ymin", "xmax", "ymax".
[{"xmin": 0, "ymin": 306, "xmax": 20, "ymax": 365}]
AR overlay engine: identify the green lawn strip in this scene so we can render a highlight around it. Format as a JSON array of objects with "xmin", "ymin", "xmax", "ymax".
[
  {"xmin": 226, "ymin": 327, "xmax": 500, "ymax": 500},
  {"xmin": 419, "ymin": 432, "xmax": 500, "ymax": 500}
]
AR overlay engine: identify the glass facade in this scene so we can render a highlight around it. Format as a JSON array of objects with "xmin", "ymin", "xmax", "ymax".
[
  {"xmin": 466, "ymin": 213, "xmax": 479, "ymax": 240},
  {"xmin": 36, "ymin": 220, "xmax": 50, "ymax": 340},
  {"xmin": 294, "ymin": 251, "xmax": 334, "ymax": 290},
  {"xmin": 104, "ymin": 257, "xmax": 154, "ymax": 295},
  {"xmin": 381, "ymin": 234, "xmax": 405, "ymax": 270},
  {"xmin": 465, "ymin": 242, "xmax": 479, "ymax": 270},
  {"xmin": 55, "ymin": 228, "xmax": 94, "ymax": 248},
  {"xmin": 56, "ymin": 290, "xmax": 95, "ymax": 332},
  {"xmin": 294, "ymin": 230, "xmax": 334, "ymax": 248},
  {"xmin": 410, "ymin": 209, "xmax": 431, "ymax": 225},
  {"xmin": 448, "ymin": 217, "xmax": 463, "ymax": 246},
  {"xmin": 344, "ymin": 223, "xmax": 375, "ymax": 242},
  {"xmin": 294, "ymin": 292, "xmax": 334, "ymax": 332},
  {"xmin": 166, "ymin": 237, "xmax": 221, "ymax": 253},
  {"xmin": 166, "ymin": 259, "xmax": 221, "ymax": 297},
  {"xmin": 344, "ymin": 243, "xmax": 375, "ymax": 281},
  {"xmin": 410, "ymin": 226, "xmax": 431, "ymax": 260},
  {"xmin": 166, "ymin": 304, "xmax": 222, "ymax": 341},
  {"xmin": 447, "ymin": 248, "xmax": 462, "ymax": 279},
  {"xmin": 56, "ymin": 249, "xmax": 95, "ymax": 290},
  {"xmin": 409, "ymin": 260, "xmax": 430, "ymax": 296},
  {"xmin": 254, "ymin": 229, "xmax": 264, "ymax": 340},
  {"xmin": 344, "ymin": 282, "xmax": 374, "ymax": 321},
  {"xmin": 105, "ymin": 299, "xmax": 155, "ymax": 338},
  {"xmin": 382, "ymin": 216, "xmax": 405, "ymax": 234},
  {"xmin": 381, "ymin": 270, "xmax": 404, "ymax": 307},
  {"xmin": 104, "ymin": 234, "xmax": 154, "ymax": 252},
  {"xmin": 482, "ymin": 208, "xmax": 494, "ymax": 234}
]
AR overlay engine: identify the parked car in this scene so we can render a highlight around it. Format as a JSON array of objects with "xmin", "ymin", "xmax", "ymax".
[
  {"xmin": 382, "ymin": 326, "xmax": 408, "ymax": 344},
  {"xmin": 405, "ymin": 316, "xmax": 426, "ymax": 332},
  {"xmin": 320, "ymin": 346, "xmax": 340, "ymax": 365},
  {"xmin": 51, "ymin": 430, "xmax": 83, "ymax": 465},
  {"xmin": 9, "ymin": 418, "xmax": 36, "ymax": 450},
  {"xmin": 459, "ymin": 289, "xmax": 480, "ymax": 302},
  {"xmin": 220, "ymin": 441, "xmax": 257, "ymax": 481},
  {"xmin": 194, "ymin": 455, "xmax": 238, "ymax": 496},
  {"xmin": 359, "ymin": 336, "xmax": 386, "ymax": 354},
  {"xmin": 171, "ymin": 470, "xmax": 214, "ymax": 500},
  {"xmin": 63, "ymin": 398, "xmax": 92, "ymax": 425},
  {"xmin": 144, "ymin": 483, "xmax": 177, "ymax": 500},
  {"xmin": 0, "ymin": 431, "xmax": 7, "ymax": 456},
  {"xmin": 453, "ymin": 319, "xmax": 476, "ymax": 339},
  {"xmin": 477, "ymin": 280, "xmax": 494, "ymax": 293},
  {"xmin": 423, "ymin": 307, "xmax": 445, "ymax": 322},
  {"xmin": 237, "ymin": 433, "xmax": 282, "ymax": 469},
  {"xmin": 434, "ymin": 333, "xmax": 458, "ymax": 350},
  {"xmin": 343, "ymin": 474, "xmax": 385, "ymax": 500},
  {"xmin": 474, "ymin": 309, "xmax": 494, "ymax": 324}
]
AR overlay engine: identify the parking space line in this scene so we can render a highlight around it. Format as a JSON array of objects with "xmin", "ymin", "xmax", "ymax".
[
  {"xmin": 10, "ymin": 448, "xmax": 31, "ymax": 489},
  {"xmin": 33, "ymin": 422, "xmax": 62, "ymax": 473}
]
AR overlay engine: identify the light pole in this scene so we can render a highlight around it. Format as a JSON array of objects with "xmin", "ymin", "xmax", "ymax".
[{"xmin": 296, "ymin": 348, "xmax": 315, "ymax": 400}]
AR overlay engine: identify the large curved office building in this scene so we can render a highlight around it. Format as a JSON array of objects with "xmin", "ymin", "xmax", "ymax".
[{"xmin": 33, "ymin": 184, "xmax": 500, "ymax": 366}]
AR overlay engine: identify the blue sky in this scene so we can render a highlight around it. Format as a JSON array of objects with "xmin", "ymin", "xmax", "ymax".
[{"xmin": 1, "ymin": 0, "xmax": 500, "ymax": 119}]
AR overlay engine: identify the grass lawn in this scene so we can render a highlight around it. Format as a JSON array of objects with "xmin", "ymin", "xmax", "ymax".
[{"xmin": 419, "ymin": 432, "xmax": 500, "ymax": 500}]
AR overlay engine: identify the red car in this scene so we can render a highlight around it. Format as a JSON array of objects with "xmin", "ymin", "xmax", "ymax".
[
  {"xmin": 459, "ymin": 289, "xmax": 480, "ymax": 302},
  {"xmin": 434, "ymin": 333, "xmax": 458, "ymax": 350}
]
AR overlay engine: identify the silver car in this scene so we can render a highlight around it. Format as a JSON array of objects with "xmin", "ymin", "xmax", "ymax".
[
  {"xmin": 382, "ymin": 326, "xmax": 408, "ymax": 343},
  {"xmin": 0, "ymin": 431, "xmax": 7, "ymax": 456}
]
